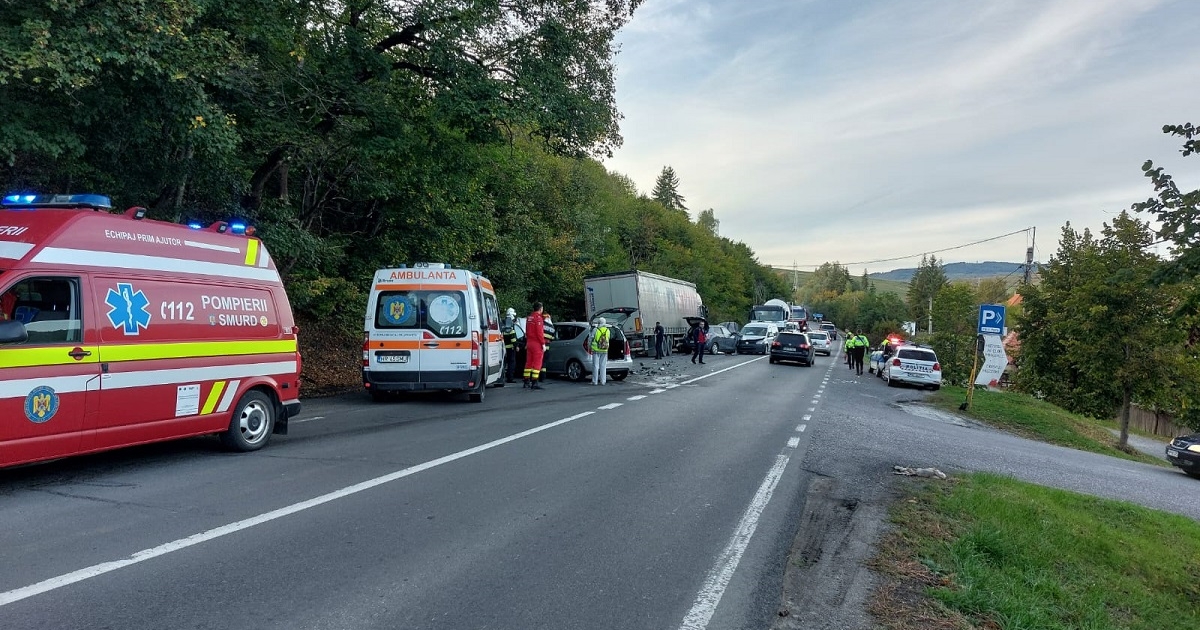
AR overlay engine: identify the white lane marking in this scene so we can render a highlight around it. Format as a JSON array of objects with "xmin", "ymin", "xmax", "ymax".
[
  {"xmin": 291, "ymin": 415, "xmax": 324, "ymax": 424},
  {"xmin": 679, "ymin": 357, "xmax": 765, "ymax": 386},
  {"xmin": 813, "ymin": 393, "xmax": 821, "ymax": 398},
  {"xmin": 786, "ymin": 437, "xmax": 801, "ymax": 448},
  {"xmin": 0, "ymin": 410, "xmax": 599, "ymax": 608},
  {"xmin": 810, "ymin": 399, "xmax": 819, "ymax": 405},
  {"xmin": 598, "ymin": 403, "xmax": 622, "ymax": 410},
  {"xmin": 802, "ymin": 415, "xmax": 812, "ymax": 421},
  {"xmin": 678, "ymin": 454, "xmax": 790, "ymax": 630},
  {"xmin": 183, "ymin": 239, "xmax": 240, "ymax": 253},
  {"xmin": 666, "ymin": 384, "xmax": 680, "ymax": 389},
  {"xmin": 807, "ymin": 407, "xmax": 816, "ymax": 412},
  {"xmin": 797, "ymin": 424, "xmax": 807, "ymax": 432},
  {"xmin": 650, "ymin": 389, "xmax": 667, "ymax": 394},
  {"xmin": 627, "ymin": 395, "xmax": 647, "ymax": 401}
]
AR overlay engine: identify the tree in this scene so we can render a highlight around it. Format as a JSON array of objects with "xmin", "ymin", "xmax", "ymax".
[
  {"xmin": 907, "ymin": 255, "xmax": 948, "ymax": 331},
  {"xmin": 975, "ymin": 277, "xmax": 1011, "ymax": 305},
  {"xmin": 697, "ymin": 208, "xmax": 719, "ymax": 235},
  {"xmin": 928, "ymin": 283, "xmax": 978, "ymax": 385},
  {"xmin": 651, "ymin": 166, "xmax": 687, "ymax": 213}
]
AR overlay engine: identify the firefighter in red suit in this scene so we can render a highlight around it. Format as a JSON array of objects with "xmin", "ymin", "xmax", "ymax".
[{"xmin": 523, "ymin": 301, "xmax": 547, "ymax": 390}]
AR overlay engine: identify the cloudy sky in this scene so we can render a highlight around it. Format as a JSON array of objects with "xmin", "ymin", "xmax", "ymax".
[{"xmin": 604, "ymin": 0, "xmax": 1200, "ymax": 273}]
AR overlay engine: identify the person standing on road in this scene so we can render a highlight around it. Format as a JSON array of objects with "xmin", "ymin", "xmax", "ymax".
[
  {"xmin": 654, "ymin": 321, "xmax": 666, "ymax": 359},
  {"xmin": 691, "ymin": 322, "xmax": 708, "ymax": 364},
  {"xmin": 853, "ymin": 333, "xmax": 869, "ymax": 375},
  {"xmin": 537, "ymin": 313, "xmax": 555, "ymax": 387},
  {"xmin": 589, "ymin": 317, "xmax": 611, "ymax": 385},
  {"xmin": 502, "ymin": 307, "xmax": 519, "ymax": 383},
  {"xmin": 523, "ymin": 302, "xmax": 547, "ymax": 390},
  {"xmin": 845, "ymin": 331, "xmax": 855, "ymax": 369}
]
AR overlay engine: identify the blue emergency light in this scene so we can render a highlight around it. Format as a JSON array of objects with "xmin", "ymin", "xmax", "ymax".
[
  {"xmin": 230, "ymin": 222, "xmax": 247, "ymax": 235},
  {"xmin": 187, "ymin": 221, "xmax": 204, "ymax": 229},
  {"xmin": 1, "ymin": 193, "xmax": 112, "ymax": 210}
]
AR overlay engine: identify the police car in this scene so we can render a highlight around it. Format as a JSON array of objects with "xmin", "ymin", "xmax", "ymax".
[{"xmin": 880, "ymin": 344, "xmax": 942, "ymax": 390}]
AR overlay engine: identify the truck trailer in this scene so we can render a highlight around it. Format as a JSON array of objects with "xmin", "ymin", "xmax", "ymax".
[{"xmin": 583, "ymin": 270, "xmax": 706, "ymax": 356}]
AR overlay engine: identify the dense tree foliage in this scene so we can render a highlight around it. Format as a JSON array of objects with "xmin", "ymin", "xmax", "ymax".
[
  {"xmin": 0, "ymin": 0, "xmax": 789, "ymax": 334},
  {"xmin": 1016, "ymin": 214, "xmax": 1199, "ymax": 436}
]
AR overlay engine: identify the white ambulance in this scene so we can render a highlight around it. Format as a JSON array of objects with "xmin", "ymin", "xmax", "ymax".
[{"xmin": 362, "ymin": 264, "xmax": 504, "ymax": 402}]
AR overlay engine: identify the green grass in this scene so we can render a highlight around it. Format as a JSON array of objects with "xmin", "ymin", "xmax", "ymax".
[
  {"xmin": 873, "ymin": 473, "xmax": 1200, "ymax": 630},
  {"xmin": 928, "ymin": 386, "xmax": 1166, "ymax": 466}
]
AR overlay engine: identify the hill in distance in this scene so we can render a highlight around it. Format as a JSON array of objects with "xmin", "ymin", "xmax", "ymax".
[{"xmin": 869, "ymin": 261, "xmax": 1032, "ymax": 283}]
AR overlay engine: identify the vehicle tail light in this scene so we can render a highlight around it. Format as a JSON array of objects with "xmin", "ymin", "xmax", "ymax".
[
  {"xmin": 933, "ymin": 362, "xmax": 941, "ymax": 371},
  {"xmin": 800, "ymin": 344, "xmax": 809, "ymax": 349},
  {"xmin": 471, "ymin": 331, "xmax": 480, "ymax": 367},
  {"xmin": 772, "ymin": 341, "xmax": 781, "ymax": 347},
  {"xmin": 892, "ymin": 358, "xmax": 901, "ymax": 366},
  {"xmin": 362, "ymin": 332, "xmax": 370, "ymax": 368}
]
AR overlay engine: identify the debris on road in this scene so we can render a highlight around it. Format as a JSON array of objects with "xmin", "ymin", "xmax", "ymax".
[{"xmin": 892, "ymin": 466, "xmax": 947, "ymax": 479}]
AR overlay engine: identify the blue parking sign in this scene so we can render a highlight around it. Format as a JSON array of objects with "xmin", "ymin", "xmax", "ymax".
[{"xmin": 978, "ymin": 304, "xmax": 1005, "ymax": 335}]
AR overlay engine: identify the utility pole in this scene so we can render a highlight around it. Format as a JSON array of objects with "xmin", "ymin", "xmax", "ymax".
[
  {"xmin": 1023, "ymin": 226, "xmax": 1036, "ymax": 284},
  {"xmin": 927, "ymin": 295, "xmax": 933, "ymax": 335}
]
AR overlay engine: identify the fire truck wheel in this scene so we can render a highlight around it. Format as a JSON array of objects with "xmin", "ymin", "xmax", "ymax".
[{"xmin": 220, "ymin": 391, "xmax": 275, "ymax": 452}]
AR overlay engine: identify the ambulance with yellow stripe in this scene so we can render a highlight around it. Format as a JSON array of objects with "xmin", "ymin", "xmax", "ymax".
[
  {"xmin": 363, "ymin": 263, "xmax": 504, "ymax": 402},
  {"xmin": 0, "ymin": 194, "xmax": 302, "ymax": 468}
]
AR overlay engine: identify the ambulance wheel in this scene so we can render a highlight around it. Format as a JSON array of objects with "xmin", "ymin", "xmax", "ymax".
[{"xmin": 220, "ymin": 391, "xmax": 274, "ymax": 452}]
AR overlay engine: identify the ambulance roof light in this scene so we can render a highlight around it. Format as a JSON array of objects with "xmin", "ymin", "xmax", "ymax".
[
  {"xmin": 230, "ymin": 222, "xmax": 247, "ymax": 235},
  {"xmin": 414, "ymin": 262, "xmax": 447, "ymax": 269},
  {"xmin": 2, "ymin": 193, "xmax": 112, "ymax": 210},
  {"xmin": 187, "ymin": 221, "xmax": 204, "ymax": 229}
]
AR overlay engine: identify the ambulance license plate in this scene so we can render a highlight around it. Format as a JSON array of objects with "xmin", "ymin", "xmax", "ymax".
[{"xmin": 377, "ymin": 354, "xmax": 409, "ymax": 363}]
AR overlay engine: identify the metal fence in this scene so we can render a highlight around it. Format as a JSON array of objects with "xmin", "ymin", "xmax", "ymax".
[{"xmin": 1125, "ymin": 405, "xmax": 1190, "ymax": 438}]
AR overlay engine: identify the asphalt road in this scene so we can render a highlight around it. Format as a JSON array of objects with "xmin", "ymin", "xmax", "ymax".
[{"xmin": 3, "ymin": 346, "xmax": 1197, "ymax": 630}]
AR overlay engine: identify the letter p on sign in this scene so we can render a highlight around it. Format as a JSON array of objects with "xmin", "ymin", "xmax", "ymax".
[{"xmin": 978, "ymin": 304, "xmax": 1005, "ymax": 335}]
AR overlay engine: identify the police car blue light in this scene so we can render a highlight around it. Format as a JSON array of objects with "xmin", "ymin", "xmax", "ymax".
[{"xmin": 187, "ymin": 221, "xmax": 204, "ymax": 230}]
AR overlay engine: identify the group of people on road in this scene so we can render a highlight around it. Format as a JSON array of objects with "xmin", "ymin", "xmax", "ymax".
[
  {"xmin": 500, "ymin": 302, "xmax": 615, "ymax": 390},
  {"xmin": 843, "ymin": 331, "xmax": 872, "ymax": 375}
]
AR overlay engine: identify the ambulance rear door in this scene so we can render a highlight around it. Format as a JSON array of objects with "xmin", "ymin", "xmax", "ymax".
[
  {"xmin": 416, "ymin": 283, "xmax": 473, "ymax": 386},
  {"xmin": 368, "ymin": 284, "xmax": 424, "ymax": 379}
]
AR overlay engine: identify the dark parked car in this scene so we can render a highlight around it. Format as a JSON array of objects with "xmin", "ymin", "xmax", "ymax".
[
  {"xmin": 708, "ymin": 324, "xmax": 738, "ymax": 354},
  {"xmin": 1167, "ymin": 434, "xmax": 1200, "ymax": 478},
  {"xmin": 769, "ymin": 331, "xmax": 815, "ymax": 366}
]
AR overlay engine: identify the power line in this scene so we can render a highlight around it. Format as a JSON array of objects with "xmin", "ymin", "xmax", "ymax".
[{"xmin": 768, "ymin": 226, "xmax": 1034, "ymax": 269}]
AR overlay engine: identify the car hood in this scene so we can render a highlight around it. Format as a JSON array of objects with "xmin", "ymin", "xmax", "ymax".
[{"xmin": 1171, "ymin": 434, "xmax": 1200, "ymax": 446}]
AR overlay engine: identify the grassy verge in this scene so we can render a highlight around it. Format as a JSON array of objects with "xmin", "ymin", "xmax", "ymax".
[
  {"xmin": 870, "ymin": 473, "xmax": 1200, "ymax": 630},
  {"xmin": 928, "ymin": 386, "xmax": 1165, "ymax": 466}
]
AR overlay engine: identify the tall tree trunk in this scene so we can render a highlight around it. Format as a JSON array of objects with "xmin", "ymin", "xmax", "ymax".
[{"xmin": 1119, "ymin": 383, "xmax": 1132, "ymax": 447}]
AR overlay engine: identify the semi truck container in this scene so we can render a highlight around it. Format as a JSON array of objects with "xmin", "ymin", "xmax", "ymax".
[{"xmin": 583, "ymin": 270, "xmax": 706, "ymax": 356}]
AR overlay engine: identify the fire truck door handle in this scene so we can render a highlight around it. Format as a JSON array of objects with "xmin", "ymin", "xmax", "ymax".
[{"xmin": 68, "ymin": 347, "xmax": 91, "ymax": 360}]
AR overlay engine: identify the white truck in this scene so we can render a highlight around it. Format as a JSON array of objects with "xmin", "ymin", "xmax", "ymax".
[{"xmin": 583, "ymin": 270, "xmax": 706, "ymax": 356}]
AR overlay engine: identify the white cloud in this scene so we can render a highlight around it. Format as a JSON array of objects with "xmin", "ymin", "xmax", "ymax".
[{"xmin": 605, "ymin": 0, "xmax": 1200, "ymax": 273}]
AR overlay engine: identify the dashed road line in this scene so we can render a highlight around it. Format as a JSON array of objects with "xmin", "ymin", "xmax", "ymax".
[
  {"xmin": 796, "ymin": 424, "xmax": 807, "ymax": 432},
  {"xmin": 650, "ymin": 389, "xmax": 667, "ymax": 394},
  {"xmin": 678, "ymin": 454, "xmax": 790, "ymax": 630},
  {"xmin": 627, "ymin": 395, "xmax": 647, "ymax": 401},
  {"xmin": 598, "ymin": 403, "xmax": 623, "ymax": 410},
  {"xmin": 786, "ymin": 437, "xmax": 801, "ymax": 448},
  {"xmin": 801, "ymin": 414, "xmax": 811, "ymax": 421}
]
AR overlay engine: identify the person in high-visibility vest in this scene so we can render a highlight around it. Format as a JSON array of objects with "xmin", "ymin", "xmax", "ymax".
[
  {"xmin": 523, "ymin": 302, "xmax": 547, "ymax": 389},
  {"xmin": 502, "ymin": 308, "xmax": 519, "ymax": 383},
  {"xmin": 845, "ymin": 331, "xmax": 855, "ymax": 369},
  {"xmin": 589, "ymin": 317, "xmax": 611, "ymax": 385},
  {"xmin": 852, "ymin": 333, "xmax": 869, "ymax": 375}
]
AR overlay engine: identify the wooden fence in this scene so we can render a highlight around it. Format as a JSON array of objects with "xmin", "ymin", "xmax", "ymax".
[{"xmin": 1124, "ymin": 405, "xmax": 1190, "ymax": 438}]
